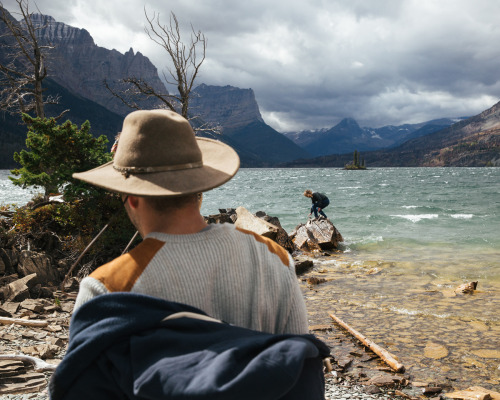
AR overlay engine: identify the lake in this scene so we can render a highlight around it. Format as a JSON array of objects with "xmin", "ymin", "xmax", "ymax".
[{"xmin": 1, "ymin": 167, "xmax": 499, "ymax": 390}]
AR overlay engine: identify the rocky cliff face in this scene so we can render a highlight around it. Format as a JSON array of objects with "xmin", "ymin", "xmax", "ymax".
[
  {"xmin": 30, "ymin": 14, "xmax": 168, "ymax": 116},
  {"xmin": 191, "ymin": 84, "xmax": 264, "ymax": 131},
  {"xmin": 189, "ymin": 84, "xmax": 309, "ymax": 165}
]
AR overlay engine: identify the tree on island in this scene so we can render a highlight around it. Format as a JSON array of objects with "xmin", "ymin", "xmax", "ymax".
[{"xmin": 344, "ymin": 150, "xmax": 367, "ymax": 170}]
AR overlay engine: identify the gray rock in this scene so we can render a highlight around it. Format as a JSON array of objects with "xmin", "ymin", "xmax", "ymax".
[
  {"xmin": 235, "ymin": 206, "xmax": 279, "ymax": 240},
  {"xmin": 0, "ymin": 274, "xmax": 38, "ymax": 302},
  {"xmin": 18, "ymin": 251, "xmax": 59, "ymax": 285},
  {"xmin": 291, "ymin": 218, "xmax": 343, "ymax": 252}
]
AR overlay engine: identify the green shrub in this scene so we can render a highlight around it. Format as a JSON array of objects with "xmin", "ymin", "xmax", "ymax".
[{"xmin": 10, "ymin": 114, "xmax": 111, "ymax": 200}]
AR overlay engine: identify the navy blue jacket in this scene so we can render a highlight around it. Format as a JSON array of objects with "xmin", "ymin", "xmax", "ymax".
[
  {"xmin": 311, "ymin": 192, "xmax": 329, "ymax": 207},
  {"xmin": 49, "ymin": 293, "xmax": 329, "ymax": 400}
]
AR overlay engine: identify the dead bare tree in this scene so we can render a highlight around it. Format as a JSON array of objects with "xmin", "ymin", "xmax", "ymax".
[
  {"xmin": 0, "ymin": 0, "xmax": 66, "ymax": 119},
  {"xmin": 105, "ymin": 9, "xmax": 219, "ymax": 135}
]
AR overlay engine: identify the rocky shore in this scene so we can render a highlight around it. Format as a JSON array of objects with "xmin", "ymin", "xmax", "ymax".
[
  {"xmin": 2, "ymin": 287, "xmax": 496, "ymax": 400},
  {"xmin": 0, "ymin": 289, "xmax": 412, "ymax": 400},
  {"xmin": 1, "ymin": 207, "xmax": 499, "ymax": 399}
]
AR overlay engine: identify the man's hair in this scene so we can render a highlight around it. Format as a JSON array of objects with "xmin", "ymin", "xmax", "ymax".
[
  {"xmin": 143, "ymin": 193, "xmax": 200, "ymax": 214},
  {"xmin": 303, "ymin": 189, "xmax": 313, "ymax": 197}
]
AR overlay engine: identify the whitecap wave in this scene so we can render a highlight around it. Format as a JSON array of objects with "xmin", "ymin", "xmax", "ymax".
[
  {"xmin": 343, "ymin": 236, "xmax": 384, "ymax": 246},
  {"xmin": 391, "ymin": 214, "xmax": 438, "ymax": 223},
  {"xmin": 450, "ymin": 214, "xmax": 474, "ymax": 219},
  {"xmin": 389, "ymin": 306, "xmax": 450, "ymax": 319},
  {"xmin": 402, "ymin": 205, "xmax": 418, "ymax": 209}
]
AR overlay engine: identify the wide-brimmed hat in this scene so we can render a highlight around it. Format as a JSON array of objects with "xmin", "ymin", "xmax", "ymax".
[{"xmin": 73, "ymin": 109, "xmax": 240, "ymax": 196}]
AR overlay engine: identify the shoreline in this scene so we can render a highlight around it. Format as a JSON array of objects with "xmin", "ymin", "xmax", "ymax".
[
  {"xmin": 0, "ymin": 289, "xmax": 417, "ymax": 400},
  {"xmin": 1, "ymin": 286, "xmax": 497, "ymax": 400},
  {"xmin": 1, "ymin": 198, "xmax": 498, "ymax": 397},
  {"xmin": 296, "ymin": 250, "xmax": 500, "ymax": 398}
]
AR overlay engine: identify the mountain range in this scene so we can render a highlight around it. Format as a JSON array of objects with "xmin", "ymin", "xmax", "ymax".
[
  {"xmin": 0, "ymin": 7, "xmax": 499, "ymax": 168},
  {"xmin": 283, "ymin": 117, "xmax": 466, "ymax": 156},
  {"xmin": 282, "ymin": 100, "xmax": 500, "ymax": 167}
]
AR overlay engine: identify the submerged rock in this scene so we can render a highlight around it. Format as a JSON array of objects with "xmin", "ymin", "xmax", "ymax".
[
  {"xmin": 424, "ymin": 341, "xmax": 449, "ymax": 359},
  {"xmin": 455, "ymin": 281, "xmax": 478, "ymax": 294}
]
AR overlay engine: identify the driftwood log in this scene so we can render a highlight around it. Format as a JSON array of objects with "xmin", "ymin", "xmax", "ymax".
[
  {"xmin": 0, "ymin": 354, "xmax": 57, "ymax": 371},
  {"xmin": 0, "ymin": 316, "xmax": 48, "ymax": 327},
  {"xmin": 329, "ymin": 312, "xmax": 405, "ymax": 373}
]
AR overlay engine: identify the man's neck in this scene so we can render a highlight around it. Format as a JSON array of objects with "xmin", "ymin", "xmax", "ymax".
[{"xmin": 142, "ymin": 207, "xmax": 208, "ymax": 236}]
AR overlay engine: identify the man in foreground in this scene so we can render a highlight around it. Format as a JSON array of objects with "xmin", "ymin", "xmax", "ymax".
[{"xmin": 49, "ymin": 110, "xmax": 328, "ymax": 399}]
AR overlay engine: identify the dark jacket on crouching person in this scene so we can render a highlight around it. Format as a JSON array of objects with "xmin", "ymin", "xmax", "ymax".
[{"xmin": 49, "ymin": 292, "xmax": 330, "ymax": 400}]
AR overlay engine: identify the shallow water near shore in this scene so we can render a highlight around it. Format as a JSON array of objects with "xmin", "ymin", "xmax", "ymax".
[
  {"xmin": 208, "ymin": 167, "xmax": 500, "ymax": 390},
  {"xmin": 1, "ymin": 167, "xmax": 500, "ymax": 390}
]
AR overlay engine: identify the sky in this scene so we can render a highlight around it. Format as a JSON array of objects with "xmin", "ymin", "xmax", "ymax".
[{"xmin": 3, "ymin": 0, "xmax": 500, "ymax": 132}]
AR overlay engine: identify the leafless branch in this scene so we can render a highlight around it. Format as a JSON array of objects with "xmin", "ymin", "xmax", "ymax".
[
  {"xmin": 104, "ymin": 8, "xmax": 212, "ymax": 134},
  {"xmin": 103, "ymin": 78, "xmax": 141, "ymax": 110},
  {"xmin": 0, "ymin": 0, "xmax": 61, "ymax": 118}
]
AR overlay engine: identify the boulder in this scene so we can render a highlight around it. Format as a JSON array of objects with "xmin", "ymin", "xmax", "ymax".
[
  {"xmin": 291, "ymin": 218, "xmax": 343, "ymax": 252},
  {"xmin": 205, "ymin": 208, "xmax": 237, "ymax": 224},
  {"xmin": 0, "ymin": 248, "xmax": 19, "ymax": 274},
  {"xmin": 18, "ymin": 251, "xmax": 59, "ymax": 285},
  {"xmin": 235, "ymin": 207, "xmax": 279, "ymax": 240},
  {"xmin": 254, "ymin": 211, "xmax": 296, "ymax": 253},
  {"xmin": 205, "ymin": 207, "xmax": 295, "ymax": 253},
  {"xmin": 294, "ymin": 257, "xmax": 314, "ymax": 275},
  {"xmin": 0, "ymin": 273, "xmax": 38, "ymax": 302}
]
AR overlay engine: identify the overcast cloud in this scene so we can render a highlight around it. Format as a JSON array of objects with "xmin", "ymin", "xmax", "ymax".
[{"xmin": 3, "ymin": 0, "xmax": 500, "ymax": 131}]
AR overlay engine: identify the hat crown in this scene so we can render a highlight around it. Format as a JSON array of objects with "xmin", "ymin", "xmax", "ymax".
[
  {"xmin": 113, "ymin": 110, "xmax": 202, "ymax": 170},
  {"xmin": 72, "ymin": 109, "xmax": 240, "ymax": 197}
]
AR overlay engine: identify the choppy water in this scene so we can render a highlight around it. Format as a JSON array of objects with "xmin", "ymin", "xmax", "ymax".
[{"xmin": 2, "ymin": 167, "xmax": 500, "ymax": 389}]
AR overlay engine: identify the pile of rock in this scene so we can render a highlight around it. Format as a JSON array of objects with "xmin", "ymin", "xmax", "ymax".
[
  {"xmin": 0, "ymin": 291, "xmax": 75, "ymax": 395},
  {"xmin": 0, "ymin": 247, "xmax": 64, "ymax": 301},
  {"xmin": 205, "ymin": 206, "xmax": 296, "ymax": 253},
  {"xmin": 205, "ymin": 207, "xmax": 344, "ymax": 256}
]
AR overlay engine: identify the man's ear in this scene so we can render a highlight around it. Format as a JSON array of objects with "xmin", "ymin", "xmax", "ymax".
[{"xmin": 127, "ymin": 195, "xmax": 140, "ymax": 210}]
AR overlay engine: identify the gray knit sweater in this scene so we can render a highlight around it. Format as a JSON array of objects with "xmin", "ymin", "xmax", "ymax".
[{"xmin": 74, "ymin": 223, "xmax": 309, "ymax": 334}]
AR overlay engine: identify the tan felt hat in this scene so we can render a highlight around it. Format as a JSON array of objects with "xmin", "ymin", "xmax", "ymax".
[{"xmin": 73, "ymin": 109, "xmax": 240, "ymax": 196}]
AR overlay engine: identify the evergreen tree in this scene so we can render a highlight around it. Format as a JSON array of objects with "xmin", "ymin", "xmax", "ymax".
[
  {"xmin": 353, "ymin": 150, "xmax": 359, "ymax": 167},
  {"xmin": 10, "ymin": 114, "xmax": 111, "ymax": 199}
]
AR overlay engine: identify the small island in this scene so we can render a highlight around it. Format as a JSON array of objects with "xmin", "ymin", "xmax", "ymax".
[{"xmin": 344, "ymin": 150, "xmax": 367, "ymax": 170}]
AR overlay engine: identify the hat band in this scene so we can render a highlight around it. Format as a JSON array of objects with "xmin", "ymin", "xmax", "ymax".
[{"xmin": 113, "ymin": 160, "xmax": 203, "ymax": 177}]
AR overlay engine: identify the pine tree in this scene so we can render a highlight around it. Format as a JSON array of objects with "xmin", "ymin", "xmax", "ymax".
[{"xmin": 10, "ymin": 114, "xmax": 111, "ymax": 200}]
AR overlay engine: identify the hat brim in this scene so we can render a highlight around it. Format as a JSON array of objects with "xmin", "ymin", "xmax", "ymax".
[{"xmin": 73, "ymin": 138, "xmax": 240, "ymax": 196}]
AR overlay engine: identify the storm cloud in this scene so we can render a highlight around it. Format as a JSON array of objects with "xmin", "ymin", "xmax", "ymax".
[{"xmin": 3, "ymin": 0, "xmax": 500, "ymax": 131}]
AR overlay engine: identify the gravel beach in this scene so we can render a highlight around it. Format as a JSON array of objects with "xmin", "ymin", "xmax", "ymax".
[
  {"xmin": 0, "ymin": 376, "xmax": 408, "ymax": 400},
  {"xmin": 0, "ymin": 290, "xmax": 413, "ymax": 400}
]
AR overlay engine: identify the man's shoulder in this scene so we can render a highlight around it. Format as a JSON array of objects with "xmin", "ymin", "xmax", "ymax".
[
  {"xmin": 234, "ymin": 227, "xmax": 291, "ymax": 268},
  {"xmin": 89, "ymin": 237, "xmax": 166, "ymax": 292}
]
